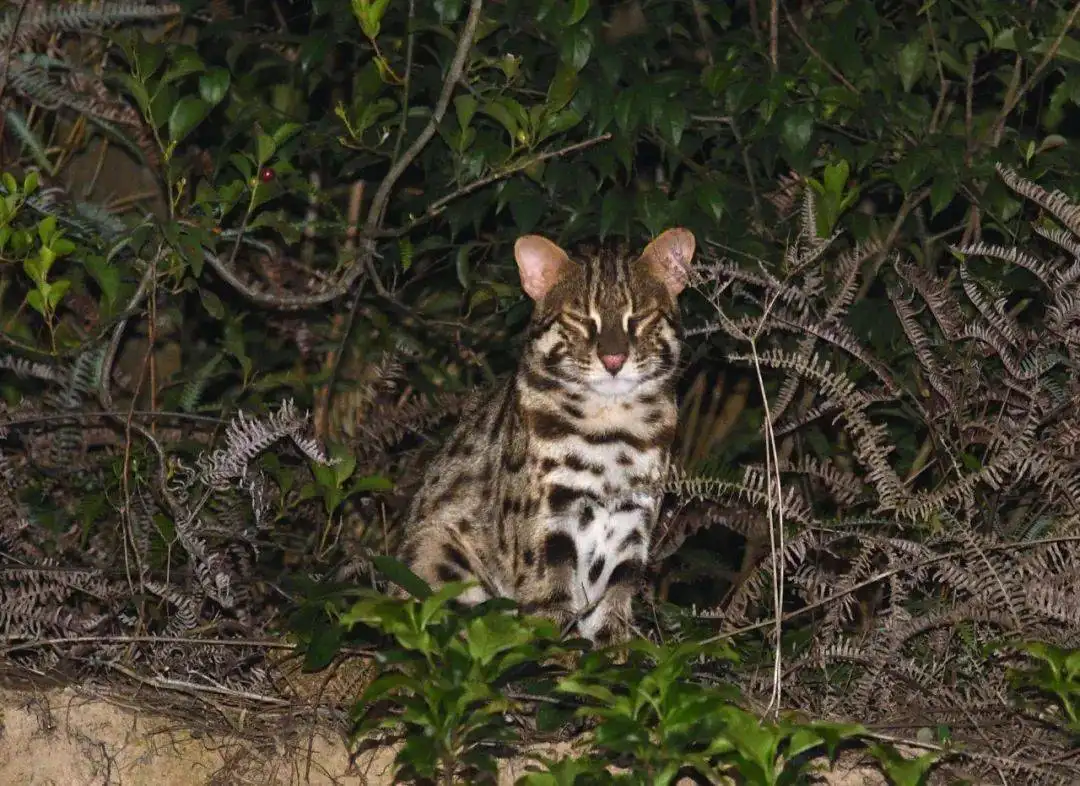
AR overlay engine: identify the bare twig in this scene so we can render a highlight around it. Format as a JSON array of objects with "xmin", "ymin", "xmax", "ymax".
[
  {"xmin": 782, "ymin": 6, "xmax": 857, "ymax": 93},
  {"xmin": 769, "ymin": 0, "xmax": 779, "ymax": 72},
  {"xmin": 320, "ymin": 0, "xmax": 485, "ymax": 421},
  {"xmin": 363, "ymin": 0, "xmax": 484, "ymax": 242},
  {"xmin": 985, "ymin": 1, "xmax": 1080, "ymax": 146},
  {"xmin": 379, "ymin": 132, "xmax": 613, "ymax": 239},
  {"xmin": 99, "ymin": 254, "xmax": 157, "ymax": 407},
  {"xmin": 0, "ymin": 0, "xmax": 30, "ymax": 109}
]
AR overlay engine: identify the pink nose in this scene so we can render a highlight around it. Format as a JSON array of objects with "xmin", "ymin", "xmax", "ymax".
[{"xmin": 600, "ymin": 353, "xmax": 627, "ymax": 374}]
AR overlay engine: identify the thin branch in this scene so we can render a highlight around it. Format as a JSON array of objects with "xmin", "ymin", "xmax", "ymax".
[
  {"xmin": 363, "ymin": 0, "xmax": 484, "ymax": 241},
  {"xmin": 99, "ymin": 256, "xmax": 156, "ymax": 407},
  {"xmin": 769, "ymin": 0, "xmax": 779, "ymax": 72},
  {"xmin": 985, "ymin": 0, "xmax": 1080, "ymax": 146},
  {"xmin": 379, "ymin": 132, "xmax": 613, "ymax": 239},
  {"xmin": 782, "ymin": 5, "xmax": 857, "ymax": 93}
]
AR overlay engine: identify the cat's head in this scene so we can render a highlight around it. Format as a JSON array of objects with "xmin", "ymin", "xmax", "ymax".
[{"xmin": 513, "ymin": 228, "xmax": 695, "ymax": 397}]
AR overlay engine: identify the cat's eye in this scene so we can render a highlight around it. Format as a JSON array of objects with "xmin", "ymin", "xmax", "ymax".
[
  {"xmin": 626, "ymin": 316, "xmax": 641, "ymax": 335},
  {"xmin": 561, "ymin": 311, "xmax": 597, "ymax": 338}
]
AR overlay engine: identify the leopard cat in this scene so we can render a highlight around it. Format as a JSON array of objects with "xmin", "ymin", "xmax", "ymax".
[{"xmin": 397, "ymin": 227, "xmax": 696, "ymax": 645}]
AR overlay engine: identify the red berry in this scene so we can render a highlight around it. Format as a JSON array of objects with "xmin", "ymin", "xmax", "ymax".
[{"xmin": 259, "ymin": 167, "xmax": 275, "ymax": 182}]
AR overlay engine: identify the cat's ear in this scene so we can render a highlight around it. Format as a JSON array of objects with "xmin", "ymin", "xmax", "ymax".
[
  {"xmin": 640, "ymin": 227, "xmax": 696, "ymax": 296},
  {"xmin": 514, "ymin": 235, "xmax": 571, "ymax": 301}
]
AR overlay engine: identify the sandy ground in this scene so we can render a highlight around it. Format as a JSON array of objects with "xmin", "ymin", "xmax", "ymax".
[{"xmin": 0, "ymin": 685, "xmax": 905, "ymax": 785}]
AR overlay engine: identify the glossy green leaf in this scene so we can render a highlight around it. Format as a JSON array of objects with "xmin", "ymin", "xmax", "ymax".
[
  {"xmin": 658, "ymin": 103, "xmax": 687, "ymax": 148},
  {"xmin": 433, "ymin": 0, "xmax": 464, "ymax": 22},
  {"xmin": 161, "ymin": 45, "xmax": 205, "ymax": 84},
  {"xmin": 370, "ymin": 555, "xmax": 432, "ymax": 599},
  {"xmin": 566, "ymin": 0, "xmax": 589, "ymax": 26},
  {"xmin": 198, "ymin": 67, "xmax": 230, "ymax": 105},
  {"xmin": 255, "ymin": 132, "xmax": 277, "ymax": 166},
  {"xmin": 560, "ymin": 26, "xmax": 593, "ymax": 71},
  {"xmin": 780, "ymin": 108, "xmax": 814, "ymax": 154},
  {"xmin": 930, "ymin": 170, "xmax": 957, "ymax": 217},
  {"xmin": 546, "ymin": 63, "xmax": 579, "ymax": 113},
  {"xmin": 898, "ymin": 37, "xmax": 928, "ymax": 92},
  {"xmin": 454, "ymin": 94, "xmax": 478, "ymax": 130},
  {"xmin": 303, "ymin": 622, "xmax": 341, "ymax": 671},
  {"xmin": 167, "ymin": 95, "xmax": 210, "ymax": 143}
]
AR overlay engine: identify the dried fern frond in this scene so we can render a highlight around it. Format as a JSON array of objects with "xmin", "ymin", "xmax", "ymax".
[{"xmin": 1, "ymin": 1, "xmax": 181, "ymax": 48}]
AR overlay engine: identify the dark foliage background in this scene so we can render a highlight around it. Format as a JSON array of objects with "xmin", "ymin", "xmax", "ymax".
[{"xmin": 5, "ymin": 0, "xmax": 1080, "ymax": 782}]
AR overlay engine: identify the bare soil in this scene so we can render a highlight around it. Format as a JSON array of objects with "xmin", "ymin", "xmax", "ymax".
[{"xmin": 0, "ymin": 686, "xmax": 901, "ymax": 785}]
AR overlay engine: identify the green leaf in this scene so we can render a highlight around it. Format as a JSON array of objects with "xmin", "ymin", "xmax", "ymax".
[
  {"xmin": 898, "ymin": 38, "xmax": 928, "ymax": 93},
  {"xmin": 198, "ymin": 67, "xmax": 230, "ymax": 106},
  {"xmin": 168, "ymin": 96, "xmax": 210, "ymax": 143},
  {"xmin": 255, "ymin": 132, "xmax": 277, "ymax": 166},
  {"xmin": 510, "ymin": 184, "xmax": 545, "ymax": 233},
  {"xmin": 695, "ymin": 179, "xmax": 725, "ymax": 221},
  {"xmin": 200, "ymin": 288, "xmax": 225, "ymax": 319},
  {"xmin": 823, "ymin": 159, "xmax": 850, "ymax": 198},
  {"xmin": 456, "ymin": 243, "xmax": 472, "ymax": 289},
  {"xmin": 658, "ymin": 103, "xmax": 686, "ymax": 148},
  {"xmin": 133, "ymin": 40, "xmax": 166, "ymax": 79},
  {"xmin": 25, "ymin": 289, "xmax": 45, "ymax": 316},
  {"xmin": 546, "ymin": 63, "xmax": 579, "ymax": 113},
  {"xmin": 357, "ymin": 672, "xmax": 415, "ymax": 705},
  {"xmin": 481, "ymin": 98, "xmax": 522, "ymax": 141},
  {"xmin": 37, "ymin": 214, "xmax": 57, "ymax": 244},
  {"xmin": 46, "ymin": 278, "xmax": 70, "ymax": 309},
  {"xmin": 565, "ymin": 0, "xmax": 590, "ymax": 25},
  {"xmin": 350, "ymin": 474, "xmax": 394, "ymax": 492},
  {"xmin": 868, "ymin": 745, "xmax": 940, "ymax": 786},
  {"xmin": 537, "ymin": 108, "xmax": 582, "ymax": 142},
  {"xmin": 303, "ymin": 622, "xmax": 341, "ymax": 671},
  {"xmin": 421, "ymin": 581, "xmax": 472, "ymax": 627},
  {"xmin": 371, "ymin": 555, "xmax": 432, "ymax": 599},
  {"xmin": 161, "ymin": 46, "xmax": 205, "ymax": 84},
  {"xmin": 560, "ymin": 26, "xmax": 593, "ymax": 71},
  {"xmin": 352, "ymin": 0, "xmax": 392, "ymax": 38},
  {"xmin": 600, "ymin": 188, "xmax": 629, "ymax": 238},
  {"xmin": 930, "ymin": 171, "xmax": 957, "ymax": 217},
  {"xmin": 637, "ymin": 189, "xmax": 670, "ymax": 237},
  {"xmin": 83, "ymin": 256, "xmax": 121, "ymax": 305},
  {"xmin": 454, "ymin": 94, "xmax": 478, "ymax": 130},
  {"xmin": 273, "ymin": 122, "xmax": 303, "ymax": 147},
  {"xmin": 433, "ymin": 0, "xmax": 464, "ymax": 23},
  {"xmin": 780, "ymin": 108, "xmax": 814, "ymax": 154}
]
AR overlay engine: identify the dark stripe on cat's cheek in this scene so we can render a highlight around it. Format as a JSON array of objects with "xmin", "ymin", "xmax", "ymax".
[{"xmin": 523, "ymin": 367, "xmax": 560, "ymax": 391}]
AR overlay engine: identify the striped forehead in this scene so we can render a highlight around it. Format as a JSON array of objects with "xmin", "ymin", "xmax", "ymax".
[{"xmin": 582, "ymin": 250, "xmax": 634, "ymax": 310}]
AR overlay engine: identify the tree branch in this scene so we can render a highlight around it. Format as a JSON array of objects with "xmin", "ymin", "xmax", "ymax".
[
  {"xmin": 363, "ymin": 0, "xmax": 484, "ymax": 241},
  {"xmin": 379, "ymin": 132, "xmax": 612, "ymax": 239}
]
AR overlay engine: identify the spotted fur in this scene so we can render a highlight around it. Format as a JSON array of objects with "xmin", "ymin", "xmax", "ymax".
[{"xmin": 397, "ymin": 228, "xmax": 695, "ymax": 645}]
